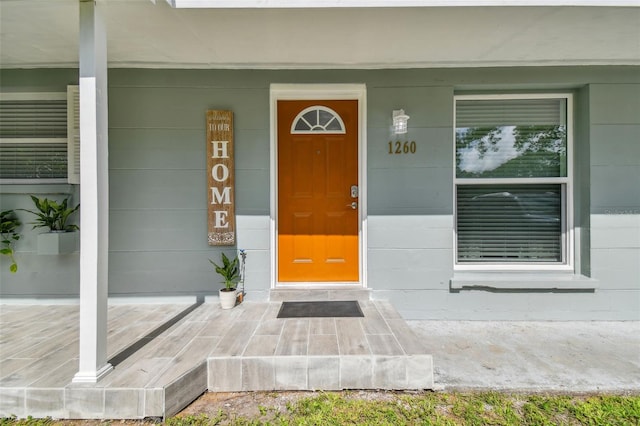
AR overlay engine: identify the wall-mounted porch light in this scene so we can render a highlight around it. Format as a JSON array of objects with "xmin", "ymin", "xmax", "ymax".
[{"xmin": 392, "ymin": 109, "xmax": 410, "ymax": 134}]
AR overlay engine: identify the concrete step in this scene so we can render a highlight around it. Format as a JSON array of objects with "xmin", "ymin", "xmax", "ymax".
[
  {"xmin": 269, "ymin": 288, "xmax": 372, "ymax": 302},
  {"xmin": 207, "ymin": 354, "xmax": 433, "ymax": 392}
]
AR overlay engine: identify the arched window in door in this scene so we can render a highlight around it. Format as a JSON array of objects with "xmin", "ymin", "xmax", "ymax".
[{"xmin": 290, "ymin": 105, "xmax": 346, "ymax": 134}]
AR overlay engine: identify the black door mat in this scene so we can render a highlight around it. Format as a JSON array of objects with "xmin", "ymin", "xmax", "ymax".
[{"xmin": 277, "ymin": 301, "xmax": 364, "ymax": 318}]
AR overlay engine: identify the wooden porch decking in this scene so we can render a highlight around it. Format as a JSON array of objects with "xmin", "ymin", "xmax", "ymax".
[{"xmin": 0, "ymin": 297, "xmax": 433, "ymax": 419}]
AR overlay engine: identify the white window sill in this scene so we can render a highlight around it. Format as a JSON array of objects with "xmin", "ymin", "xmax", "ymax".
[
  {"xmin": 450, "ymin": 272, "xmax": 598, "ymax": 290},
  {"xmin": 0, "ymin": 183, "xmax": 73, "ymax": 193}
]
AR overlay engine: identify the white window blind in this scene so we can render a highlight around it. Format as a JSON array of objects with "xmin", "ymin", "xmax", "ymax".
[
  {"xmin": 454, "ymin": 95, "xmax": 571, "ymax": 267},
  {"xmin": 457, "ymin": 184, "xmax": 562, "ymax": 263},
  {"xmin": 456, "ymin": 98, "xmax": 564, "ymax": 127},
  {"xmin": 0, "ymin": 87, "xmax": 79, "ymax": 183}
]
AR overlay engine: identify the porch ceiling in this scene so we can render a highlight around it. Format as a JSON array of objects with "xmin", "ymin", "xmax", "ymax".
[{"xmin": 0, "ymin": 0, "xmax": 639, "ymax": 69}]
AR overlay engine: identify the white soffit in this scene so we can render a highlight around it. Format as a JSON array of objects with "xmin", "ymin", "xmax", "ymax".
[{"xmin": 0, "ymin": 0, "xmax": 639, "ymax": 69}]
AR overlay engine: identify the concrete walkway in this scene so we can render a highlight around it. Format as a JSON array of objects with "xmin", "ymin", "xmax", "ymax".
[{"xmin": 409, "ymin": 320, "xmax": 640, "ymax": 393}]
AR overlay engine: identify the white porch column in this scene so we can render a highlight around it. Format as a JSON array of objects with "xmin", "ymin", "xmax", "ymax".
[{"xmin": 73, "ymin": 0, "xmax": 112, "ymax": 383}]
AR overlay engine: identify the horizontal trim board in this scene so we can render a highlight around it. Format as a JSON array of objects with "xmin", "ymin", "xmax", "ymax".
[
  {"xmin": 450, "ymin": 273, "xmax": 598, "ymax": 290},
  {"xmin": 5, "ymin": 59, "xmax": 640, "ymax": 71}
]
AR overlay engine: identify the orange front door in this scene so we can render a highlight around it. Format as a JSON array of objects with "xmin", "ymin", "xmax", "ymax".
[{"xmin": 278, "ymin": 100, "xmax": 359, "ymax": 282}]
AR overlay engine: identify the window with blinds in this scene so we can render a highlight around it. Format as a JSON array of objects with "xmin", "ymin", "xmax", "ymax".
[
  {"xmin": 0, "ymin": 87, "xmax": 79, "ymax": 183},
  {"xmin": 454, "ymin": 95, "xmax": 572, "ymax": 266}
]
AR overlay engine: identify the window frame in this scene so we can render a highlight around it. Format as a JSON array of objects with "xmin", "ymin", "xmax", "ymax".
[
  {"xmin": 290, "ymin": 105, "xmax": 346, "ymax": 134},
  {"xmin": 0, "ymin": 90, "xmax": 76, "ymax": 185},
  {"xmin": 453, "ymin": 93, "xmax": 574, "ymax": 272}
]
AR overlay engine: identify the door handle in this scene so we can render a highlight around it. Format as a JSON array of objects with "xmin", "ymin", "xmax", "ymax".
[{"xmin": 347, "ymin": 202, "xmax": 358, "ymax": 210}]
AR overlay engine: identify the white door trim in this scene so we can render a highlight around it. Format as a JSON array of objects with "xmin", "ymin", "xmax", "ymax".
[{"xmin": 269, "ymin": 84, "xmax": 367, "ymax": 289}]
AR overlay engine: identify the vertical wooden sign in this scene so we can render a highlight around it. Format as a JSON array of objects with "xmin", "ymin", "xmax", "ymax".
[{"xmin": 207, "ymin": 110, "xmax": 235, "ymax": 246}]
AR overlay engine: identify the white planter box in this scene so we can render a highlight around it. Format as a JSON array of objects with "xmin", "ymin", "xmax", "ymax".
[{"xmin": 37, "ymin": 232, "xmax": 79, "ymax": 255}]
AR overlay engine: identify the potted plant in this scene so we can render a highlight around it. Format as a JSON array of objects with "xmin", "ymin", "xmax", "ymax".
[
  {"xmin": 0, "ymin": 210, "xmax": 21, "ymax": 273},
  {"xmin": 22, "ymin": 196, "xmax": 80, "ymax": 254},
  {"xmin": 209, "ymin": 252, "xmax": 240, "ymax": 309},
  {"xmin": 22, "ymin": 195, "xmax": 79, "ymax": 232}
]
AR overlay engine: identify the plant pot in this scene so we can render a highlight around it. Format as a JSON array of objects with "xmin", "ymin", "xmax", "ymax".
[
  {"xmin": 219, "ymin": 288, "xmax": 237, "ymax": 309},
  {"xmin": 37, "ymin": 231, "xmax": 79, "ymax": 255}
]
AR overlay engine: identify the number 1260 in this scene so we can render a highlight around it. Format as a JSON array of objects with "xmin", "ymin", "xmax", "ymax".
[{"xmin": 388, "ymin": 140, "xmax": 416, "ymax": 154}]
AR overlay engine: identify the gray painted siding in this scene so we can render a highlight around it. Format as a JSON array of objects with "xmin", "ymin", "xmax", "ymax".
[
  {"xmin": 106, "ymin": 83, "xmax": 271, "ymax": 298},
  {"xmin": 1, "ymin": 67, "xmax": 639, "ymax": 320},
  {"xmin": 0, "ymin": 186, "xmax": 80, "ymax": 298},
  {"xmin": 588, "ymin": 84, "xmax": 640, "ymax": 319},
  {"xmin": 367, "ymin": 85, "xmax": 454, "ymax": 308},
  {"xmin": 0, "ymin": 70, "xmax": 80, "ymax": 298}
]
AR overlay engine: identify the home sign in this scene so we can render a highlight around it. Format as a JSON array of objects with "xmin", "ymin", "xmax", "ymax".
[{"xmin": 206, "ymin": 110, "xmax": 235, "ymax": 246}]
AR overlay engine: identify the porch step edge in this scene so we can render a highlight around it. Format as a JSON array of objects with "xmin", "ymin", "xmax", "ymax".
[
  {"xmin": 207, "ymin": 354, "xmax": 434, "ymax": 392},
  {"xmin": 269, "ymin": 289, "xmax": 372, "ymax": 302}
]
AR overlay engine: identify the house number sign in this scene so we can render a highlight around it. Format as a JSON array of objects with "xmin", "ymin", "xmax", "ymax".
[
  {"xmin": 207, "ymin": 110, "xmax": 236, "ymax": 246},
  {"xmin": 388, "ymin": 140, "xmax": 417, "ymax": 155}
]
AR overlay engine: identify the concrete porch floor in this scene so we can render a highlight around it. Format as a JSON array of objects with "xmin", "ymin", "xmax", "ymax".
[{"xmin": 0, "ymin": 297, "xmax": 433, "ymax": 419}]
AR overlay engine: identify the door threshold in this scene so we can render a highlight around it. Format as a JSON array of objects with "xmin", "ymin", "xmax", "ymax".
[
  {"xmin": 274, "ymin": 282, "xmax": 365, "ymax": 290},
  {"xmin": 270, "ymin": 286, "xmax": 371, "ymax": 302}
]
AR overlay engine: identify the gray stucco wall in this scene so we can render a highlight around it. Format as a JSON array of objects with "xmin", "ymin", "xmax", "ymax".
[{"xmin": 1, "ymin": 67, "xmax": 638, "ymax": 319}]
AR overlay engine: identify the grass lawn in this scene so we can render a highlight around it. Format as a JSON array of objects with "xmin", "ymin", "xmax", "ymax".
[
  {"xmin": 3, "ymin": 391, "xmax": 639, "ymax": 425},
  {"xmin": 169, "ymin": 392, "xmax": 639, "ymax": 426}
]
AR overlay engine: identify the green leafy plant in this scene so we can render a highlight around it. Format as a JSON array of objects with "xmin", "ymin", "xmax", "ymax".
[
  {"xmin": 0, "ymin": 210, "xmax": 21, "ymax": 273},
  {"xmin": 209, "ymin": 252, "xmax": 240, "ymax": 291},
  {"xmin": 21, "ymin": 196, "xmax": 79, "ymax": 232}
]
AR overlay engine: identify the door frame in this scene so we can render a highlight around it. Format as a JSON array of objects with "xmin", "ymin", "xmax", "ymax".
[{"xmin": 270, "ymin": 84, "xmax": 367, "ymax": 289}]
